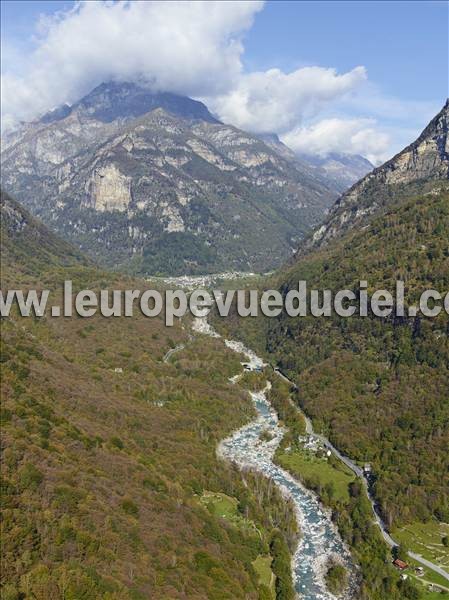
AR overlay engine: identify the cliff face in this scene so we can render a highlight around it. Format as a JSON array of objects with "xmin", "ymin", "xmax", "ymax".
[
  {"xmin": 1, "ymin": 82, "xmax": 337, "ymax": 275},
  {"xmin": 308, "ymin": 100, "xmax": 449, "ymax": 249}
]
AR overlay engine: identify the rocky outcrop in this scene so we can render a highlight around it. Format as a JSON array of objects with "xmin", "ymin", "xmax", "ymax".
[
  {"xmin": 1, "ymin": 82, "xmax": 338, "ymax": 275},
  {"xmin": 306, "ymin": 99, "xmax": 449, "ymax": 250},
  {"xmin": 89, "ymin": 164, "xmax": 132, "ymax": 212}
]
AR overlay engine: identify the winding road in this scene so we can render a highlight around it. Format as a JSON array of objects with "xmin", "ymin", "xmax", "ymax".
[
  {"xmin": 275, "ymin": 368, "xmax": 449, "ymax": 584},
  {"xmin": 194, "ymin": 316, "xmax": 357, "ymax": 599},
  {"xmin": 177, "ymin": 281, "xmax": 448, "ymax": 587}
]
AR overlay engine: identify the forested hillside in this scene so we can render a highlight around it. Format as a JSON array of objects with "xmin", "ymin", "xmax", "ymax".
[
  {"xmin": 220, "ymin": 185, "xmax": 449, "ymax": 528},
  {"xmin": 1, "ymin": 191, "xmax": 89, "ymax": 284},
  {"xmin": 0, "ymin": 192, "xmax": 297, "ymax": 599},
  {"xmin": 273, "ymin": 186, "xmax": 449, "ymax": 519},
  {"xmin": 215, "ymin": 184, "xmax": 449, "ymax": 599}
]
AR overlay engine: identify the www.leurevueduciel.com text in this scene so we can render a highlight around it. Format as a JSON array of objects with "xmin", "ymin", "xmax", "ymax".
[{"xmin": 1, "ymin": 280, "xmax": 448, "ymax": 326}]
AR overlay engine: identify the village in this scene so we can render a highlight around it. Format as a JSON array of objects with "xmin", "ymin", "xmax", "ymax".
[{"xmin": 282, "ymin": 429, "xmax": 449, "ymax": 596}]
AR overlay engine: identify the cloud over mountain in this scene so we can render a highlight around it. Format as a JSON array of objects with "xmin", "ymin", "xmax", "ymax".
[
  {"xmin": 0, "ymin": 1, "xmax": 365, "ymax": 130},
  {"xmin": 282, "ymin": 117, "xmax": 391, "ymax": 165},
  {"xmin": 1, "ymin": 0, "xmax": 432, "ymax": 163},
  {"xmin": 206, "ymin": 65, "xmax": 367, "ymax": 134},
  {"xmin": 1, "ymin": 1, "xmax": 263, "ymax": 126}
]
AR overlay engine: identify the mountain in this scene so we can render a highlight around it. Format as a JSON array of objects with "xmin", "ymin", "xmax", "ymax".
[
  {"xmin": 258, "ymin": 133, "xmax": 373, "ymax": 192},
  {"xmin": 215, "ymin": 103, "xmax": 449, "ymax": 600},
  {"xmin": 40, "ymin": 81, "xmax": 220, "ymax": 125},
  {"xmin": 1, "ymin": 82, "xmax": 338, "ymax": 276},
  {"xmin": 296, "ymin": 152, "xmax": 374, "ymax": 192},
  {"xmin": 308, "ymin": 99, "xmax": 449, "ymax": 249},
  {"xmin": 271, "ymin": 187, "xmax": 449, "ymax": 600},
  {"xmin": 257, "ymin": 133, "xmax": 299, "ymax": 162},
  {"xmin": 1, "ymin": 193, "xmax": 297, "ymax": 599},
  {"xmin": 219, "ymin": 188, "xmax": 449, "ymax": 600},
  {"xmin": 0, "ymin": 190, "xmax": 89, "ymax": 284}
]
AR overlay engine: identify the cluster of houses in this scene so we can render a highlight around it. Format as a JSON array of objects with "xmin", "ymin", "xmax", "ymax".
[
  {"xmin": 294, "ymin": 434, "xmax": 332, "ymax": 457},
  {"xmin": 393, "ymin": 559, "xmax": 428, "ymax": 584}
]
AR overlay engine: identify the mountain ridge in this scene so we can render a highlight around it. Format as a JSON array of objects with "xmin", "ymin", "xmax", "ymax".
[
  {"xmin": 40, "ymin": 81, "xmax": 221, "ymax": 125},
  {"xmin": 1, "ymin": 81, "xmax": 339, "ymax": 276},
  {"xmin": 307, "ymin": 98, "xmax": 449, "ymax": 250},
  {"xmin": 0, "ymin": 189, "xmax": 90, "ymax": 284},
  {"xmin": 258, "ymin": 133, "xmax": 373, "ymax": 191}
]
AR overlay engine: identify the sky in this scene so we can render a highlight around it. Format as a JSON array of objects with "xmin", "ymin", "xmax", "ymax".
[{"xmin": 1, "ymin": 0, "xmax": 448, "ymax": 164}]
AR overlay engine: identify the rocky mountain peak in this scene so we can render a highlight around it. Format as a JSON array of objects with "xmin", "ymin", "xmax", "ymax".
[
  {"xmin": 1, "ymin": 82, "xmax": 340, "ymax": 276},
  {"xmin": 40, "ymin": 80, "xmax": 220, "ymax": 125},
  {"xmin": 307, "ymin": 99, "xmax": 449, "ymax": 250}
]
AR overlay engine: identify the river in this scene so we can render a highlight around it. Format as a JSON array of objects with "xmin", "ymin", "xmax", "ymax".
[
  {"xmin": 192, "ymin": 316, "xmax": 358, "ymax": 600},
  {"xmin": 173, "ymin": 272, "xmax": 448, "ymax": 591}
]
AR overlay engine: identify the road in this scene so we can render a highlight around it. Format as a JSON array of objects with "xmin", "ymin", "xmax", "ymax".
[
  {"xmin": 162, "ymin": 344, "xmax": 185, "ymax": 363},
  {"xmin": 273, "ymin": 367, "xmax": 449, "ymax": 583},
  {"xmin": 407, "ymin": 553, "xmax": 449, "ymax": 583}
]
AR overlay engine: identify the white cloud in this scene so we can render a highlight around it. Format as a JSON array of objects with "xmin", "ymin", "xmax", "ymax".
[
  {"xmin": 1, "ymin": 0, "xmax": 434, "ymax": 163},
  {"xmin": 206, "ymin": 65, "xmax": 367, "ymax": 134},
  {"xmin": 341, "ymin": 82, "xmax": 442, "ymax": 125},
  {"xmin": 1, "ymin": 0, "xmax": 263, "ymax": 126},
  {"xmin": 282, "ymin": 118, "xmax": 391, "ymax": 164}
]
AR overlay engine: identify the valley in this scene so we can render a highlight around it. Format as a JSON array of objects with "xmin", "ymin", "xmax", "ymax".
[
  {"xmin": 1, "ymin": 2, "xmax": 448, "ymax": 600},
  {"xmin": 192, "ymin": 314, "xmax": 356, "ymax": 600},
  {"xmin": 210, "ymin": 102, "xmax": 449, "ymax": 599},
  {"xmin": 1, "ymin": 193, "xmax": 301, "ymax": 599}
]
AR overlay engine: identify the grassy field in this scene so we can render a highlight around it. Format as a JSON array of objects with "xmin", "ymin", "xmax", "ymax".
[
  {"xmin": 412, "ymin": 565, "xmax": 448, "ymax": 588},
  {"xmin": 201, "ymin": 492, "xmax": 277, "ymax": 597},
  {"xmin": 276, "ymin": 446, "xmax": 355, "ymax": 503},
  {"xmin": 252, "ymin": 555, "xmax": 275, "ymax": 598},
  {"xmin": 393, "ymin": 519, "xmax": 449, "ymax": 593},
  {"xmin": 393, "ymin": 521, "xmax": 449, "ymax": 570},
  {"xmin": 407, "ymin": 569, "xmax": 449, "ymax": 599},
  {"xmin": 200, "ymin": 491, "xmax": 261, "ymax": 534},
  {"xmin": 420, "ymin": 590, "xmax": 448, "ymax": 600},
  {"xmin": 405, "ymin": 558, "xmax": 449, "ymax": 591},
  {"xmin": 200, "ymin": 491, "xmax": 239, "ymax": 519}
]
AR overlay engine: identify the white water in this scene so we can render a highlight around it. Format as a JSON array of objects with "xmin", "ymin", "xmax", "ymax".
[{"xmin": 192, "ymin": 316, "xmax": 357, "ymax": 599}]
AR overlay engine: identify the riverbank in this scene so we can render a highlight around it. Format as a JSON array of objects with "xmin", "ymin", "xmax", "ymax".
[{"xmin": 193, "ymin": 316, "xmax": 357, "ymax": 599}]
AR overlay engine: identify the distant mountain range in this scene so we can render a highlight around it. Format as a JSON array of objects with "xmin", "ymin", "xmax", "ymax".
[
  {"xmin": 1, "ymin": 81, "xmax": 371, "ymax": 276},
  {"xmin": 258, "ymin": 133, "xmax": 373, "ymax": 193},
  {"xmin": 297, "ymin": 151, "xmax": 374, "ymax": 193}
]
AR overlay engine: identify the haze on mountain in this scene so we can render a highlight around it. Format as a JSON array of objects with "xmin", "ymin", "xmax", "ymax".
[
  {"xmin": 258, "ymin": 132, "xmax": 373, "ymax": 193},
  {"xmin": 1, "ymin": 81, "xmax": 373, "ymax": 277}
]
